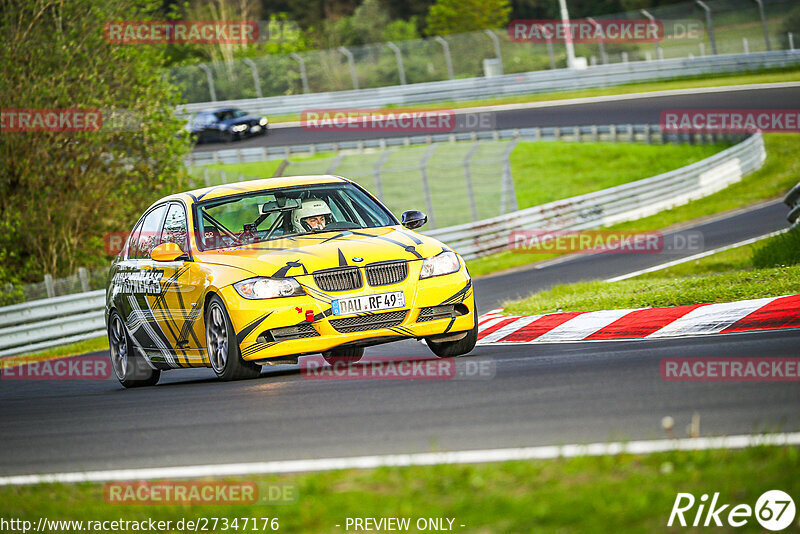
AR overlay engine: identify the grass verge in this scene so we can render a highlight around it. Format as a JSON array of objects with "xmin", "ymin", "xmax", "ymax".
[
  {"xmin": 1, "ymin": 336, "xmax": 108, "ymax": 366},
  {"xmin": 1, "ymin": 446, "xmax": 797, "ymax": 532},
  {"xmin": 467, "ymin": 133, "xmax": 800, "ymax": 278},
  {"xmin": 502, "ymin": 225, "xmax": 800, "ymax": 316}
]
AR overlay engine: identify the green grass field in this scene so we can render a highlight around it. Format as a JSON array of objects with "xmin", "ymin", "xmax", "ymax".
[
  {"xmin": 468, "ymin": 133, "xmax": 800, "ymax": 278},
  {"xmin": 1, "ymin": 445, "xmax": 797, "ymax": 533}
]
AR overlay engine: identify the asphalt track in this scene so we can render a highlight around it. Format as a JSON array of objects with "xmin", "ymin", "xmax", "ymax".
[
  {"xmin": 0, "ymin": 200, "xmax": 797, "ymax": 477},
  {"xmin": 191, "ymin": 85, "xmax": 800, "ymax": 151}
]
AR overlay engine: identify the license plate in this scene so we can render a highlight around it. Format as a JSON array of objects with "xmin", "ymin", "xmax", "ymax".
[
  {"xmin": 250, "ymin": 125, "xmax": 262, "ymax": 133},
  {"xmin": 332, "ymin": 291, "xmax": 405, "ymax": 316}
]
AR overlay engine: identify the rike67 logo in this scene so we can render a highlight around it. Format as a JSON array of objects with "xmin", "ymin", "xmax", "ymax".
[{"xmin": 669, "ymin": 490, "xmax": 796, "ymax": 530}]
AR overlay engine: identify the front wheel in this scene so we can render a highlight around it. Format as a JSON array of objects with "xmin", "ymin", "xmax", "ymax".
[
  {"xmin": 108, "ymin": 310, "xmax": 160, "ymax": 388},
  {"xmin": 322, "ymin": 346, "xmax": 364, "ymax": 365},
  {"xmin": 206, "ymin": 295, "xmax": 262, "ymax": 381},
  {"xmin": 425, "ymin": 320, "xmax": 478, "ymax": 358}
]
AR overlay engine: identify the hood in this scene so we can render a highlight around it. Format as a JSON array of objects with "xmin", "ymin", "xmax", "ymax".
[{"xmin": 194, "ymin": 226, "xmax": 449, "ymax": 278}]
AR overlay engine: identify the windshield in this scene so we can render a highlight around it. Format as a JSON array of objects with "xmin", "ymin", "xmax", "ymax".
[
  {"xmin": 196, "ymin": 182, "xmax": 397, "ymax": 251},
  {"xmin": 214, "ymin": 109, "xmax": 247, "ymax": 121}
]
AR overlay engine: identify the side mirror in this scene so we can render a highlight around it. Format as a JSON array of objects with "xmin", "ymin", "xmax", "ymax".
[
  {"xmin": 150, "ymin": 242, "xmax": 187, "ymax": 262},
  {"xmin": 401, "ymin": 210, "xmax": 427, "ymax": 230}
]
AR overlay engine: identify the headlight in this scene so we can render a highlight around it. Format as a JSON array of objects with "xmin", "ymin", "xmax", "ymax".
[
  {"xmin": 233, "ymin": 277, "xmax": 305, "ymax": 299},
  {"xmin": 259, "ymin": 117, "xmax": 268, "ymax": 126},
  {"xmin": 231, "ymin": 124, "xmax": 248, "ymax": 133},
  {"xmin": 419, "ymin": 251, "xmax": 460, "ymax": 279}
]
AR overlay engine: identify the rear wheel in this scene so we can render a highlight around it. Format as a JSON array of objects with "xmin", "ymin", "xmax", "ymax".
[
  {"xmin": 426, "ymin": 320, "xmax": 478, "ymax": 358},
  {"xmin": 206, "ymin": 295, "xmax": 262, "ymax": 381},
  {"xmin": 108, "ymin": 310, "xmax": 160, "ymax": 388},
  {"xmin": 322, "ymin": 346, "xmax": 364, "ymax": 365}
]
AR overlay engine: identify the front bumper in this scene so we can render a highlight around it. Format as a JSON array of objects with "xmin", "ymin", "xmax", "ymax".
[{"xmin": 219, "ymin": 263, "xmax": 474, "ymax": 362}]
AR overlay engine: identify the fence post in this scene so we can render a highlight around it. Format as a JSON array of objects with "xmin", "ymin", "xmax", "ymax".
[
  {"xmin": 220, "ymin": 170, "xmax": 227, "ymax": 184},
  {"xmin": 386, "ymin": 42, "xmax": 407, "ymax": 85},
  {"xmin": 586, "ymin": 18, "xmax": 607, "ymax": 64},
  {"xmin": 373, "ymin": 150, "xmax": 393, "ymax": 202},
  {"xmin": 753, "ymin": 0, "xmax": 771, "ymax": 51},
  {"xmin": 610, "ymin": 124, "xmax": 617, "ymax": 142},
  {"xmin": 203, "ymin": 167, "xmax": 210, "ymax": 186},
  {"xmin": 44, "ymin": 274, "xmax": 55, "ymax": 299},
  {"xmin": 640, "ymin": 10, "xmax": 660, "ymax": 61},
  {"xmin": 463, "ymin": 143, "xmax": 481, "ymax": 221},
  {"xmin": 242, "ymin": 58, "xmax": 263, "ymax": 99},
  {"xmin": 790, "ymin": 33, "xmax": 795, "ymax": 51},
  {"xmin": 434, "ymin": 36, "xmax": 455, "ymax": 80},
  {"xmin": 695, "ymin": 0, "xmax": 717, "ymax": 55},
  {"xmin": 327, "ymin": 154, "xmax": 344, "ymax": 174},
  {"xmin": 78, "ymin": 267, "xmax": 89, "ymax": 293},
  {"xmin": 290, "ymin": 53, "xmax": 310, "ymax": 93},
  {"xmin": 742, "ymin": 37, "xmax": 749, "ymax": 54},
  {"xmin": 419, "ymin": 144, "xmax": 438, "ymax": 228},
  {"xmin": 500, "ymin": 139, "xmax": 520, "ymax": 214},
  {"xmin": 197, "ymin": 63, "xmax": 217, "ymax": 102},
  {"xmin": 338, "ymin": 47, "xmax": 359, "ymax": 90},
  {"xmin": 484, "ymin": 30, "xmax": 504, "ymax": 73},
  {"xmin": 543, "ymin": 30, "xmax": 556, "ymax": 69}
]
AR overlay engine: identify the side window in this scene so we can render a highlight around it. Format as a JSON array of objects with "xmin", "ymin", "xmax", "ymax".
[
  {"xmin": 126, "ymin": 219, "xmax": 144, "ymax": 260},
  {"xmin": 132, "ymin": 205, "xmax": 167, "ymax": 260},
  {"xmin": 162, "ymin": 203, "xmax": 188, "ymax": 251}
]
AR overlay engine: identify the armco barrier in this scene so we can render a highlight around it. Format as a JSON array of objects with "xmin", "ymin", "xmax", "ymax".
[
  {"xmin": 0, "ymin": 290, "xmax": 105, "ymax": 357},
  {"xmin": 785, "ymin": 182, "xmax": 800, "ymax": 226},
  {"xmin": 0, "ymin": 132, "xmax": 765, "ymax": 356},
  {"xmin": 426, "ymin": 132, "xmax": 765, "ymax": 259},
  {"xmin": 177, "ymin": 51, "xmax": 800, "ymax": 118}
]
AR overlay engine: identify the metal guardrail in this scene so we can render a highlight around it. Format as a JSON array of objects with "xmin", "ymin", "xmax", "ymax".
[
  {"xmin": 785, "ymin": 182, "xmax": 800, "ymax": 226},
  {"xmin": 0, "ymin": 131, "xmax": 765, "ymax": 356},
  {"xmin": 177, "ymin": 51, "xmax": 800, "ymax": 119},
  {"xmin": 187, "ymin": 124, "xmax": 722, "ymax": 167},
  {"xmin": 0, "ymin": 290, "xmax": 105, "ymax": 357},
  {"xmin": 426, "ymin": 132, "xmax": 765, "ymax": 259}
]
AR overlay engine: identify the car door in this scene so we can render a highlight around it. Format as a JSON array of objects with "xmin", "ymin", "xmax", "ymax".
[
  {"xmin": 122, "ymin": 203, "xmax": 170, "ymax": 361},
  {"xmin": 150, "ymin": 202, "xmax": 207, "ymax": 367}
]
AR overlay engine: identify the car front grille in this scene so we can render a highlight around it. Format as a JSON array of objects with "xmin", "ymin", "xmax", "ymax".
[
  {"xmin": 329, "ymin": 310, "xmax": 407, "ymax": 333},
  {"xmin": 417, "ymin": 305, "xmax": 456, "ymax": 322},
  {"xmin": 313, "ymin": 267, "xmax": 363, "ymax": 292},
  {"xmin": 365, "ymin": 261, "xmax": 408, "ymax": 287}
]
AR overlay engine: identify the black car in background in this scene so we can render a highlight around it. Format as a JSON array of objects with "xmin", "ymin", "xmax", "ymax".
[{"xmin": 187, "ymin": 107, "xmax": 268, "ymax": 143}]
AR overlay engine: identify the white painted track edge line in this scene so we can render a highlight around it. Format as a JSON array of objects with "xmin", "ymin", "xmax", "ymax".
[
  {"xmin": 2, "ymin": 432, "xmax": 797, "ymax": 486},
  {"xmin": 605, "ymin": 229, "xmax": 789, "ymax": 282}
]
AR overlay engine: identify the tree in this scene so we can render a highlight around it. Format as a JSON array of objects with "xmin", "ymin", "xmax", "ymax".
[
  {"xmin": 0, "ymin": 0, "xmax": 191, "ymax": 283},
  {"xmin": 425, "ymin": 0, "xmax": 511, "ymax": 36}
]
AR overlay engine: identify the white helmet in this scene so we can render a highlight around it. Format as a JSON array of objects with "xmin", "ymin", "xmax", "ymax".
[{"xmin": 292, "ymin": 198, "xmax": 333, "ymax": 231}]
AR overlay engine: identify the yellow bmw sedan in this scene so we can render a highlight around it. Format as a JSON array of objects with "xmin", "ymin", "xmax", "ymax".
[{"xmin": 105, "ymin": 175, "xmax": 476, "ymax": 387}]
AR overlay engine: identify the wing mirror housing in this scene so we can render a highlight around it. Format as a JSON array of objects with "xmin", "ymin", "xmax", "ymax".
[
  {"xmin": 401, "ymin": 210, "xmax": 427, "ymax": 230},
  {"xmin": 150, "ymin": 242, "xmax": 188, "ymax": 262}
]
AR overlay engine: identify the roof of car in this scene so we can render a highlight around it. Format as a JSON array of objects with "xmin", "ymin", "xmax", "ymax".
[{"xmin": 164, "ymin": 175, "xmax": 350, "ymax": 205}]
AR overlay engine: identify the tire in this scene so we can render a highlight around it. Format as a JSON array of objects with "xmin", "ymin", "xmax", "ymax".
[
  {"xmin": 206, "ymin": 295, "xmax": 262, "ymax": 381},
  {"xmin": 108, "ymin": 309, "xmax": 161, "ymax": 388},
  {"xmin": 322, "ymin": 346, "xmax": 364, "ymax": 365},
  {"xmin": 425, "ymin": 319, "xmax": 478, "ymax": 358}
]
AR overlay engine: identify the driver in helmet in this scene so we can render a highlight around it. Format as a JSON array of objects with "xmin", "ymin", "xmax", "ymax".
[{"xmin": 292, "ymin": 198, "xmax": 334, "ymax": 232}]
